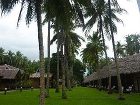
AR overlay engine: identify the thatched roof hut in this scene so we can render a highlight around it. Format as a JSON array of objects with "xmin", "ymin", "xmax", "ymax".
[
  {"xmin": 29, "ymin": 71, "xmax": 52, "ymax": 88},
  {"xmin": 0, "ymin": 64, "xmax": 22, "ymax": 79},
  {"xmin": 0, "ymin": 64, "xmax": 23, "ymax": 90},
  {"xmin": 83, "ymin": 54, "xmax": 140, "ymax": 83}
]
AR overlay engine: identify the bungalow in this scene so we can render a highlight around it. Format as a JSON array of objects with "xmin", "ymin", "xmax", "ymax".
[
  {"xmin": 83, "ymin": 54, "xmax": 140, "ymax": 92},
  {"xmin": 30, "ymin": 70, "xmax": 53, "ymax": 88},
  {"xmin": 0, "ymin": 64, "xmax": 23, "ymax": 90}
]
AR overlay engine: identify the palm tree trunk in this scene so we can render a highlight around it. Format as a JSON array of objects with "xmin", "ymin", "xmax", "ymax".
[
  {"xmin": 61, "ymin": 29, "xmax": 67, "ymax": 99},
  {"xmin": 55, "ymin": 31, "xmax": 60, "ymax": 93},
  {"xmin": 64, "ymin": 37, "xmax": 71, "ymax": 91},
  {"xmin": 46, "ymin": 20, "xmax": 50, "ymax": 97},
  {"xmin": 69, "ymin": 48, "xmax": 74, "ymax": 88},
  {"xmin": 99, "ymin": 15, "xmax": 112, "ymax": 93},
  {"xmin": 35, "ymin": 0, "xmax": 45, "ymax": 105},
  {"xmin": 101, "ymin": 29, "xmax": 112, "ymax": 93},
  {"xmin": 70, "ymin": 63, "xmax": 74, "ymax": 88},
  {"xmin": 97, "ymin": 69, "xmax": 101, "ymax": 90},
  {"xmin": 108, "ymin": 0, "xmax": 124, "ymax": 100},
  {"xmin": 65, "ymin": 57, "xmax": 71, "ymax": 91},
  {"xmin": 95, "ymin": 53, "xmax": 101, "ymax": 90}
]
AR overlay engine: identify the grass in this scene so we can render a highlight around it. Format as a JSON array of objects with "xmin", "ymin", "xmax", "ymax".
[{"xmin": 0, "ymin": 87, "xmax": 140, "ymax": 105}]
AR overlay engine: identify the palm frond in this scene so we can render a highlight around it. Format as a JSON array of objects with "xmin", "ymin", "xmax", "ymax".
[
  {"xmin": 25, "ymin": 0, "xmax": 36, "ymax": 25},
  {"xmin": 73, "ymin": 1, "xmax": 84, "ymax": 25},
  {"xmin": 17, "ymin": 0, "xmax": 25, "ymax": 27},
  {"xmin": 1, "ymin": 0, "xmax": 19, "ymax": 15},
  {"xmin": 50, "ymin": 33, "xmax": 58, "ymax": 45}
]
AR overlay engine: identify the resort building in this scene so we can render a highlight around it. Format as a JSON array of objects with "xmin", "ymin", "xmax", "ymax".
[
  {"xmin": 0, "ymin": 64, "xmax": 23, "ymax": 90},
  {"xmin": 83, "ymin": 54, "xmax": 140, "ymax": 92},
  {"xmin": 30, "ymin": 70, "xmax": 53, "ymax": 88}
]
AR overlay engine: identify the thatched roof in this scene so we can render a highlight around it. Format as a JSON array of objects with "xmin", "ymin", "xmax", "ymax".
[
  {"xmin": 0, "ymin": 64, "xmax": 21, "ymax": 79},
  {"xmin": 83, "ymin": 54, "xmax": 140, "ymax": 83}
]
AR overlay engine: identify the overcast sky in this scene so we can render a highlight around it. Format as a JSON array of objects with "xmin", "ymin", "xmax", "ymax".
[{"xmin": 0, "ymin": 0, "xmax": 140, "ymax": 61}]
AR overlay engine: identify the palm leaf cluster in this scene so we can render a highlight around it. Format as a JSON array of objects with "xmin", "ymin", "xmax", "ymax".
[
  {"xmin": 125, "ymin": 34, "xmax": 140, "ymax": 55},
  {"xmin": 115, "ymin": 34, "xmax": 140, "ymax": 58},
  {"xmin": 0, "ymin": 47, "xmax": 37, "ymax": 72},
  {"xmin": 1, "ymin": 0, "xmax": 41, "ymax": 25},
  {"xmin": 82, "ymin": 32, "xmax": 104, "ymax": 73}
]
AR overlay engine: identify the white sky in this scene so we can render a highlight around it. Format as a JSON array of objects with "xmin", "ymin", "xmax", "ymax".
[{"xmin": 0, "ymin": 0, "xmax": 140, "ymax": 61}]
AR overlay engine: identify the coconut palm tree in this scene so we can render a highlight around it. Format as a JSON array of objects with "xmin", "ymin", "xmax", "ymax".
[
  {"xmin": 55, "ymin": 32, "xmax": 60, "ymax": 93},
  {"xmin": 84, "ymin": 0, "xmax": 124, "ymax": 93},
  {"xmin": 108, "ymin": 0, "xmax": 124, "ymax": 100},
  {"xmin": 43, "ymin": 0, "xmax": 51, "ymax": 97},
  {"xmin": 51, "ymin": 29, "xmax": 84, "ymax": 90},
  {"xmin": 0, "ymin": 0, "xmax": 46, "ymax": 104},
  {"xmin": 67, "ymin": 32, "xmax": 84, "ymax": 89},
  {"xmin": 45, "ymin": 20, "xmax": 51, "ymax": 97},
  {"xmin": 60, "ymin": 28, "xmax": 67, "ymax": 99},
  {"xmin": 51, "ymin": 25, "xmax": 69, "ymax": 98},
  {"xmin": 65, "ymin": 31, "xmax": 84, "ymax": 91}
]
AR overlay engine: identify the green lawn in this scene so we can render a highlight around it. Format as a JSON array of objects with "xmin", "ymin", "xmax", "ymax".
[{"xmin": 0, "ymin": 87, "xmax": 140, "ymax": 105}]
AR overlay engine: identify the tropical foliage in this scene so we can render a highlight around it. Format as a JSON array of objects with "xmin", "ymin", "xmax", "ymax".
[
  {"xmin": 82, "ymin": 32, "xmax": 104, "ymax": 73},
  {"xmin": 115, "ymin": 41, "xmax": 126, "ymax": 58},
  {"xmin": 125, "ymin": 34, "xmax": 140, "ymax": 55},
  {"xmin": 46, "ymin": 53, "xmax": 85, "ymax": 87},
  {"xmin": 0, "ymin": 47, "xmax": 38, "ymax": 73}
]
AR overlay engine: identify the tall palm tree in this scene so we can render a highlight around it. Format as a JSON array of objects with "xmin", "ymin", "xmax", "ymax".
[
  {"xmin": 51, "ymin": 25, "xmax": 68, "ymax": 98},
  {"xmin": 55, "ymin": 31, "xmax": 60, "ymax": 93},
  {"xmin": 108, "ymin": 0, "xmax": 124, "ymax": 100},
  {"xmin": 46, "ymin": 19, "xmax": 51, "ymax": 98},
  {"xmin": 51, "ymin": 27, "xmax": 61, "ymax": 93},
  {"xmin": 0, "ymin": 0, "xmax": 46, "ymax": 104},
  {"xmin": 35, "ymin": 1, "xmax": 46, "ymax": 104},
  {"xmin": 51, "ymin": 30, "xmax": 84, "ymax": 91},
  {"xmin": 64, "ymin": 34, "xmax": 71, "ymax": 91},
  {"xmin": 43, "ymin": 0, "xmax": 51, "ymax": 97},
  {"xmin": 60, "ymin": 28, "xmax": 67, "ymax": 99},
  {"xmin": 84, "ymin": 0, "xmax": 124, "ymax": 94},
  {"xmin": 64, "ymin": 32, "xmax": 83, "ymax": 91}
]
